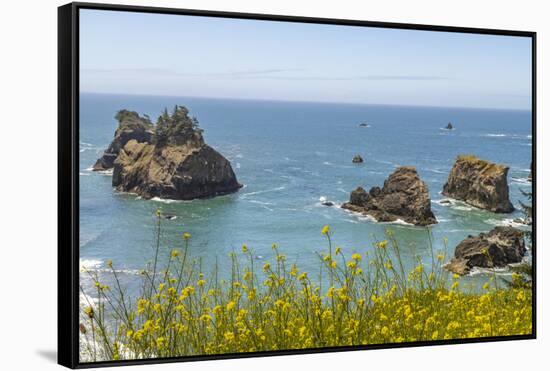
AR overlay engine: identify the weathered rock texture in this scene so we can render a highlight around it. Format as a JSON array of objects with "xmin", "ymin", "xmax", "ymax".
[
  {"xmin": 444, "ymin": 227, "xmax": 526, "ymax": 275},
  {"xmin": 442, "ymin": 155, "xmax": 514, "ymax": 213},
  {"xmin": 98, "ymin": 106, "xmax": 241, "ymax": 200},
  {"xmin": 93, "ymin": 110, "xmax": 154, "ymax": 171},
  {"xmin": 341, "ymin": 166, "xmax": 437, "ymax": 226}
]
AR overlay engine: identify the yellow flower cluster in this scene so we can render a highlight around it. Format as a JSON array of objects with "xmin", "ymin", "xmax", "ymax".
[{"xmin": 80, "ymin": 225, "xmax": 532, "ymax": 362}]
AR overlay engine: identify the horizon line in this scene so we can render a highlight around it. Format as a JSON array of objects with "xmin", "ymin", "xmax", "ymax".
[{"xmin": 80, "ymin": 90, "xmax": 532, "ymax": 113}]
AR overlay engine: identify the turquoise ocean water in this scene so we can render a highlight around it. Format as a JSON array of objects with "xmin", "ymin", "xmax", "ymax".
[{"xmin": 79, "ymin": 92, "xmax": 532, "ymax": 292}]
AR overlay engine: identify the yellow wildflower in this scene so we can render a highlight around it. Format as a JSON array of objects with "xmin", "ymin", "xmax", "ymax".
[{"xmin": 378, "ymin": 240, "xmax": 388, "ymax": 249}]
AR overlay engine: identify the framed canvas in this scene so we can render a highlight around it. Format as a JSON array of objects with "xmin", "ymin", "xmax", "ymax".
[{"xmin": 58, "ymin": 2, "xmax": 536, "ymax": 368}]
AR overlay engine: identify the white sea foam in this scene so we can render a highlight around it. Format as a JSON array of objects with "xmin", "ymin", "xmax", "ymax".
[
  {"xmin": 381, "ymin": 218, "xmax": 416, "ymax": 226},
  {"xmin": 151, "ymin": 197, "xmax": 182, "ymax": 204},
  {"xmin": 512, "ymin": 177, "xmax": 531, "ymax": 185},
  {"xmin": 433, "ymin": 198, "xmax": 475, "ymax": 211},
  {"xmin": 236, "ymin": 162, "xmax": 241, "ymax": 169},
  {"xmin": 241, "ymin": 186, "xmax": 285, "ymax": 198},
  {"xmin": 483, "ymin": 133, "xmax": 532, "ymax": 139},
  {"xmin": 468, "ymin": 266, "xmax": 513, "ymax": 277},
  {"xmin": 425, "ymin": 168, "xmax": 446, "ymax": 174},
  {"xmin": 485, "ymin": 218, "xmax": 528, "ymax": 228},
  {"xmin": 248, "ymin": 199, "xmax": 275, "ymax": 206},
  {"xmin": 79, "ymin": 172, "xmax": 90, "ymax": 176},
  {"xmin": 80, "ymin": 259, "xmax": 103, "ymax": 271},
  {"xmin": 97, "ymin": 169, "xmax": 113, "ymax": 176}
]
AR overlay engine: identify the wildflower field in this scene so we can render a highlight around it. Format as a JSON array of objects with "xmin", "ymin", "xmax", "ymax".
[{"xmin": 80, "ymin": 214, "xmax": 532, "ymax": 362}]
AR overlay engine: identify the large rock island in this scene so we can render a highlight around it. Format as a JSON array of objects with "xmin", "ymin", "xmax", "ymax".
[
  {"xmin": 95, "ymin": 106, "xmax": 242, "ymax": 200},
  {"xmin": 445, "ymin": 227, "xmax": 526, "ymax": 275},
  {"xmin": 341, "ymin": 166, "xmax": 437, "ymax": 226},
  {"xmin": 442, "ymin": 155, "xmax": 514, "ymax": 213}
]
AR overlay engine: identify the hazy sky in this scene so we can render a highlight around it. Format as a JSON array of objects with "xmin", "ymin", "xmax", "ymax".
[{"xmin": 80, "ymin": 9, "xmax": 532, "ymax": 109}]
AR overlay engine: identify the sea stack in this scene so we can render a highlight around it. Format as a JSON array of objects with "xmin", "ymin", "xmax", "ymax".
[
  {"xmin": 97, "ymin": 105, "xmax": 242, "ymax": 200},
  {"xmin": 445, "ymin": 122, "xmax": 453, "ymax": 130},
  {"xmin": 352, "ymin": 154, "xmax": 364, "ymax": 163},
  {"xmin": 341, "ymin": 166, "xmax": 437, "ymax": 226},
  {"xmin": 93, "ymin": 110, "xmax": 154, "ymax": 171},
  {"xmin": 442, "ymin": 155, "xmax": 514, "ymax": 213},
  {"xmin": 444, "ymin": 227, "xmax": 526, "ymax": 275}
]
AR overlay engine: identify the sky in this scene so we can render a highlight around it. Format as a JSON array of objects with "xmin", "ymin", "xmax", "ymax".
[{"xmin": 80, "ymin": 9, "xmax": 532, "ymax": 110}]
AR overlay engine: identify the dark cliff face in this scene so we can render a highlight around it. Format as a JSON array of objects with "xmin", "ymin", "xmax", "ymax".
[
  {"xmin": 342, "ymin": 166, "xmax": 437, "ymax": 226},
  {"xmin": 93, "ymin": 110, "xmax": 154, "ymax": 171},
  {"xmin": 99, "ymin": 106, "xmax": 241, "ymax": 200},
  {"xmin": 442, "ymin": 155, "xmax": 514, "ymax": 213},
  {"xmin": 444, "ymin": 226, "xmax": 526, "ymax": 275}
]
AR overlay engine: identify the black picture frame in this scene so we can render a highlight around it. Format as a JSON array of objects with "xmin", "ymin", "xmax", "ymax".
[{"xmin": 58, "ymin": 2, "xmax": 537, "ymax": 368}]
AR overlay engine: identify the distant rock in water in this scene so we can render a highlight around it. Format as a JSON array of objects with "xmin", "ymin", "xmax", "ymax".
[
  {"xmin": 442, "ymin": 155, "xmax": 514, "ymax": 213},
  {"xmin": 352, "ymin": 155, "xmax": 364, "ymax": 163},
  {"xmin": 444, "ymin": 227, "xmax": 526, "ymax": 275},
  {"xmin": 528, "ymin": 162, "xmax": 532, "ymax": 182},
  {"xmin": 93, "ymin": 110, "xmax": 154, "ymax": 171},
  {"xmin": 445, "ymin": 122, "xmax": 453, "ymax": 130},
  {"xmin": 100, "ymin": 105, "xmax": 241, "ymax": 200},
  {"xmin": 341, "ymin": 166, "xmax": 437, "ymax": 226},
  {"xmin": 319, "ymin": 196, "xmax": 334, "ymax": 207},
  {"xmin": 359, "ymin": 123, "xmax": 370, "ymax": 127}
]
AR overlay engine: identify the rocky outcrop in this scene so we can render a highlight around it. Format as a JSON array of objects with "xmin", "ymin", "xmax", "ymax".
[
  {"xmin": 444, "ymin": 227, "xmax": 526, "ymax": 275},
  {"xmin": 442, "ymin": 155, "xmax": 514, "ymax": 213},
  {"xmin": 341, "ymin": 166, "xmax": 437, "ymax": 226},
  {"xmin": 93, "ymin": 110, "xmax": 154, "ymax": 171},
  {"xmin": 445, "ymin": 122, "xmax": 453, "ymax": 130},
  {"xmin": 352, "ymin": 155, "xmax": 364, "ymax": 163},
  {"xmin": 101, "ymin": 105, "xmax": 241, "ymax": 200},
  {"xmin": 528, "ymin": 162, "xmax": 532, "ymax": 182}
]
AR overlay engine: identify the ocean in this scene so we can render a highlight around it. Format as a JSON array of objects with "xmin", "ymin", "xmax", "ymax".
[{"xmin": 79, "ymin": 92, "xmax": 532, "ymax": 292}]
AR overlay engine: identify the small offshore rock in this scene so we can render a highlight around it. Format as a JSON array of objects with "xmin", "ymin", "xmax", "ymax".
[{"xmin": 352, "ymin": 155, "xmax": 364, "ymax": 163}]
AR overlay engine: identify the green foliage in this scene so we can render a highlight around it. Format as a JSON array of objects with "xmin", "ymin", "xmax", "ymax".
[
  {"xmin": 503, "ymin": 189, "xmax": 533, "ymax": 289},
  {"xmin": 154, "ymin": 105, "xmax": 202, "ymax": 147}
]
